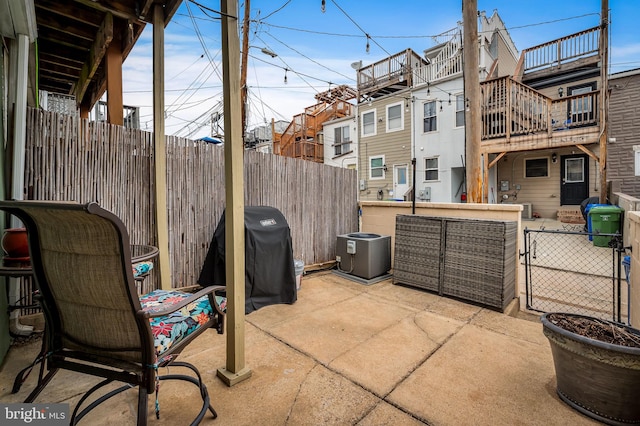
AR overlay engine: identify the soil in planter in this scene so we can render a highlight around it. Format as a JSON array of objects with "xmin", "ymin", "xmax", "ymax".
[{"xmin": 546, "ymin": 313, "xmax": 640, "ymax": 348}]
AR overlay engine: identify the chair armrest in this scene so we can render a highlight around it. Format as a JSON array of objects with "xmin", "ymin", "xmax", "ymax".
[{"xmin": 140, "ymin": 285, "xmax": 226, "ymax": 319}]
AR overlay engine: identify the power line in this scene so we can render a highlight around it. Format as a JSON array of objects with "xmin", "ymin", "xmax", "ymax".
[{"xmin": 259, "ymin": 32, "xmax": 355, "ymax": 82}]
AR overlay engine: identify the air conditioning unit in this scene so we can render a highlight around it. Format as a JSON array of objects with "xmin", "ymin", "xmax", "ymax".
[
  {"xmin": 521, "ymin": 202, "xmax": 533, "ymax": 220},
  {"xmin": 336, "ymin": 233, "xmax": 391, "ymax": 279}
]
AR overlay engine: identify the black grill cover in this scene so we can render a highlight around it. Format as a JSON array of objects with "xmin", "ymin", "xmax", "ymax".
[{"xmin": 198, "ymin": 206, "xmax": 297, "ymax": 314}]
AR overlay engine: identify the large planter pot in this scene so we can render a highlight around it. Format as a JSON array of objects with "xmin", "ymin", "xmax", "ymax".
[
  {"xmin": 2, "ymin": 227, "xmax": 29, "ymax": 258},
  {"xmin": 541, "ymin": 312, "xmax": 640, "ymax": 425}
]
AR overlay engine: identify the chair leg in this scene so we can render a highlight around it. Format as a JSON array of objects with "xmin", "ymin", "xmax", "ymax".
[
  {"xmin": 137, "ymin": 387, "xmax": 148, "ymax": 426},
  {"xmin": 159, "ymin": 361, "xmax": 217, "ymax": 423},
  {"xmin": 23, "ymin": 368, "xmax": 58, "ymax": 403}
]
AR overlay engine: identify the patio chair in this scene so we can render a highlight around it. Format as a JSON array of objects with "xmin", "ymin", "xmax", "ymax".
[{"xmin": 0, "ymin": 200, "xmax": 225, "ymax": 425}]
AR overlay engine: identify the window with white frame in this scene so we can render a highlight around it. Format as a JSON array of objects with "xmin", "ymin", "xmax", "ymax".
[
  {"xmin": 425, "ymin": 157, "xmax": 439, "ymax": 181},
  {"xmin": 455, "ymin": 94, "xmax": 465, "ymax": 127},
  {"xmin": 634, "ymin": 146, "xmax": 640, "ymax": 176},
  {"xmin": 423, "ymin": 101, "xmax": 437, "ymax": 132},
  {"xmin": 333, "ymin": 125, "xmax": 350, "ymax": 156},
  {"xmin": 525, "ymin": 157, "xmax": 549, "ymax": 178},
  {"xmin": 361, "ymin": 110, "xmax": 376, "ymax": 136},
  {"xmin": 370, "ymin": 155, "xmax": 385, "ymax": 179},
  {"xmin": 387, "ymin": 103, "xmax": 403, "ymax": 131}
]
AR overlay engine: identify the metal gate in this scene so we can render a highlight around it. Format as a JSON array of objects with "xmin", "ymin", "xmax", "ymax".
[{"xmin": 523, "ymin": 228, "xmax": 630, "ymax": 323}]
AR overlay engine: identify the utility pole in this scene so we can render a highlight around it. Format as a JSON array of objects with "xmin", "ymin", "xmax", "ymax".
[
  {"xmin": 463, "ymin": 0, "xmax": 482, "ymax": 203},
  {"xmin": 599, "ymin": 0, "xmax": 608, "ymax": 203},
  {"xmin": 240, "ymin": 0, "xmax": 250, "ymax": 145}
]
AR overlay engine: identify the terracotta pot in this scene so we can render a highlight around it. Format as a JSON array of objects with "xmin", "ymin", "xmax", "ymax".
[
  {"xmin": 541, "ymin": 313, "xmax": 640, "ymax": 425},
  {"xmin": 2, "ymin": 227, "xmax": 29, "ymax": 258}
]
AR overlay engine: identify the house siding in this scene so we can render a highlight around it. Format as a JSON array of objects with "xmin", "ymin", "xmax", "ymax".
[
  {"xmin": 495, "ymin": 147, "xmax": 600, "ymax": 218},
  {"xmin": 609, "ymin": 69, "xmax": 640, "ymax": 197},
  {"xmin": 358, "ymin": 93, "xmax": 412, "ymax": 201},
  {"xmin": 495, "ymin": 33, "xmax": 518, "ymax": 77}
]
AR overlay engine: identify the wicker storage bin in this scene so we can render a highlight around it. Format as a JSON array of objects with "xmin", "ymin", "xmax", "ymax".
[
  {"xmin": 393, "ymin": 216, "xmax": 442, "ymax": 292},
  {"xmin": 393, "ymin": 215, "xmax": 517, "ymax": 312},
  {"xmin": 441, "ymin": 219, "xmax": 517, "ymax": 311}
]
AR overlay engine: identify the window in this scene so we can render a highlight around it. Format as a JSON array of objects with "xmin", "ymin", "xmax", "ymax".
[
  {"xmin": 423, "ymin": 101, "xmax": 437, "ymax": 132},
  {"xmin": 370, "ymin": 156, "xmax": 385, "ymax": 179},
  {"xmin": 387, "ymin": 103, "xmax": 403, "ymax": 131},
  {"xmin": 568, "ymin": 82, "xmax": 597, "ymax": 124},
  {"xmin": 362, "ymin": 110, "xmax": 376, "ymax": 136},
  {"xmin": 635, "ymin": 146, "xmax": 640, "ymax": 176},
  {"xmin": 564, "ymin": 158, "xmax": 585, "ymax": 183},
  {"xmin": 525, "ymin": 158, "xmax": 549, "ymax": 178},
  {"xmin": 333, "ymin": 125, "xmax": 350, "ymax": 156},
  {"xmin": 425, "ymin": 157, "xmax": 439, "ymax": 181},
  {"xmin": 455, "ymin": 94, "xmax": 465, "ymax": 127}
]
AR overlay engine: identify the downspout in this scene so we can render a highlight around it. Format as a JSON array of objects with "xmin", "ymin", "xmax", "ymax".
[
  {"xmin": 410, "ymin": 95, "xmax": 416, "ymax": 213},
  {"xmin": 8, "ymin": 34, "xmax": 33, "ymax": 336}
]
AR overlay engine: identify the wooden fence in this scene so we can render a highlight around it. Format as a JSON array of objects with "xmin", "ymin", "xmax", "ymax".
[{"xmin": 24, "ymin": 108, "xmax": 358, "ymax": 289}]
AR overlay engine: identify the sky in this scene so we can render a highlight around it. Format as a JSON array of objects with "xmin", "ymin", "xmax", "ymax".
[{"xmin": 121, "ymin": 0, "xmax": 640, "ymax": 139}]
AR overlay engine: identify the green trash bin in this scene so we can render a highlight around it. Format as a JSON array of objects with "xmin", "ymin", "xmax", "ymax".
[{"xmin": 588, "ymin": 205, "xmax": 623, "ymax": 247}]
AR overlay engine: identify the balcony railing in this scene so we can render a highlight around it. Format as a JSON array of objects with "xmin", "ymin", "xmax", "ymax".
[
  {"xmin": 481, "ymin": 76, "xmax": 599, "ymax": 140},
  {"xmin": 414, "ymin": 37, "xmax": 463, "ymax": 84},
  {"xmin": 357, "ymin": 49, "xmax": 424, "ymax": 92},
  {"xmin": 523, "ymin": 26, "xmax": 600, "ymax": 73}
]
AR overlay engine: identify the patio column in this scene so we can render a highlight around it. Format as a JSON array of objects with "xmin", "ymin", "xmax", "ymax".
[
  {"xmin": 152, "ymin": 4, "xmax": 171, "ymax": 289},
  {"xmin": 217, "ymin": 0, "xmax": 251, "ymax": 387}
]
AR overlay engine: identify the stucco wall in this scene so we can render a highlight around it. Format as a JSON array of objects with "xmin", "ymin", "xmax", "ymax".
[{"xmin": 611, "ymin": 192, "xmax": 640, "ymax": 248}]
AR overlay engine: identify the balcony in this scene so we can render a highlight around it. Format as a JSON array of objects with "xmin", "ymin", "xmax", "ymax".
[
  {"xmin": 278, "ymin": 100, "xmax": 354, "ymax": 163},
  {"xmin": 357, "ymin": 49, "xmax": 426, "ymax": 98},
  {"xmin": 480, "ymin": 76, "xmax": 600, "ymax": 153},
  {"xmin": 516, "ymin": 26, "xmax": 601, "ymax": 84}
]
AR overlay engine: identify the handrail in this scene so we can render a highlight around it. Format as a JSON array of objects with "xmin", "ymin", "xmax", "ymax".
[
  {"xmin": 522, "ymin": 26, "xmax": 600, "ymax": 73},
  {"xmin": 480, "ymin": 76, "xmax": 600, "ymax": 140}
]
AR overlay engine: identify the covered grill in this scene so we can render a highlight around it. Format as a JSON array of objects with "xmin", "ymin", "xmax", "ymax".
[{"xmin": 198, "ymin": 206, "xmax": 296, "ymax": 314}]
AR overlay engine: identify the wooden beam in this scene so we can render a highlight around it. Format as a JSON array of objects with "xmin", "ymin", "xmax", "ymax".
[
  {"xmin": 106, "ymin": 35, "xmax": 123, "ymax": 125},
  {"xmin": 599, "ymin": 0, "xmax": 608, "ymax": 203},
  {"xmin": 73, "ymin": 12, "xmax": 113, "ymax": 107},
  {"xmin": 488, "ymin": 152, "xmax": 507, "ymax": 169},
  {"xmin": 217, "ymin": 0, "xmax": 252, "ymax": 387},
  {"xmin": 152, "ymin": 4, "xmax": 171, "ymax": 290},
  {"xmin": 575, "ymin": 144, "xmax": 599, "ymax": 162}
]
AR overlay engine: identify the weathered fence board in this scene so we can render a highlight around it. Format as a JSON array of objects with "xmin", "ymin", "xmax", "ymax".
[{"xmin": 23, "ymin": 108, "xmax": 357, "ymax": 289}]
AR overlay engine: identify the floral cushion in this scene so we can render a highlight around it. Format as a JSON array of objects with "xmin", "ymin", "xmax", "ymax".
[
  {"xmin": 140, "ymin": 290, "xmax": 215, "ymax": 358},
  {"xmin": 132, "ymin": 261, "xmax": 153, "ymax": 278}
]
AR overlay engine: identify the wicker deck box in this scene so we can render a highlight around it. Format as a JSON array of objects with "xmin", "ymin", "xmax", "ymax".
[{"xmin": 393, "ymin": 215, "xmax": 517, "ymax": 312}]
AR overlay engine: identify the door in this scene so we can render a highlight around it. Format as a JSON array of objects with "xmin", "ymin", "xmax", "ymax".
[
  {"xmin": 393, "ymin": 164, "xmax": 409, "ymax": 200},
  {"xmin": 560, "ymin": 154, "xmax": 589, "ymax": 205},
  {"xmin": 567, "ymin": 82, "xmax": 596, "ymax": 126}
]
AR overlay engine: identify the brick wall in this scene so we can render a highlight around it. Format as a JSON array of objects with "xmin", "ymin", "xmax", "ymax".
[{"xmin": 609, "ymin": 70, "xmax": 640, "ymax": 197}]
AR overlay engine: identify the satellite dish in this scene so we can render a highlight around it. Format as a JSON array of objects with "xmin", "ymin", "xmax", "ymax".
[{"xmin": 350, "ymin": 60, "xmax": 362, "ymax": 70}]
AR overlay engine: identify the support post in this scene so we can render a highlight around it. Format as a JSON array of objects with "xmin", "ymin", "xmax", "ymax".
[
  {"xmin": 152, "ymin": 4, "xmax": 171, "ymax": 289},
  {"xmin": 106, "ymin": 36, "xmax": 123, "ymax": 126},
  {"xmin": 217, "ymin": 0, "xmax": 251, "ymax": 387},
  {"xmin": 599, "ymin": 0, "xmax": 608, "ymax": 203}
]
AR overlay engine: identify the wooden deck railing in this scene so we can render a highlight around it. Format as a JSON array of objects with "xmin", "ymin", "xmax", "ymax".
[
  {"xmin": 481, "ymin": 76, "xmax": 599, "ymax": 140},
  {"xmin": 279, "ymin": 101, "xmax": 353, "ymax": 162},
  {"xmin": 357, "ymin": 49, "xmax": 424, "ymax": 92},
  {"xmin": 523, "ymin": 26, "xmax": 600, "ymax": 73},
  {"xmin": 414, "ymin": 36, "xmax": 462, "ymax": 84}
]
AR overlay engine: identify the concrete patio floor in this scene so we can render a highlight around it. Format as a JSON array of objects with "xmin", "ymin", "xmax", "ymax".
[{"xmin": 0, "ymin": 270, "xmax": 600, "ymax": 425}]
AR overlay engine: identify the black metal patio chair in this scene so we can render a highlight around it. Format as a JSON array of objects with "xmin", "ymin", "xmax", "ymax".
[{"xmin": 0, "ymin": 200, "xmax": 225, "ymax": 425}]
